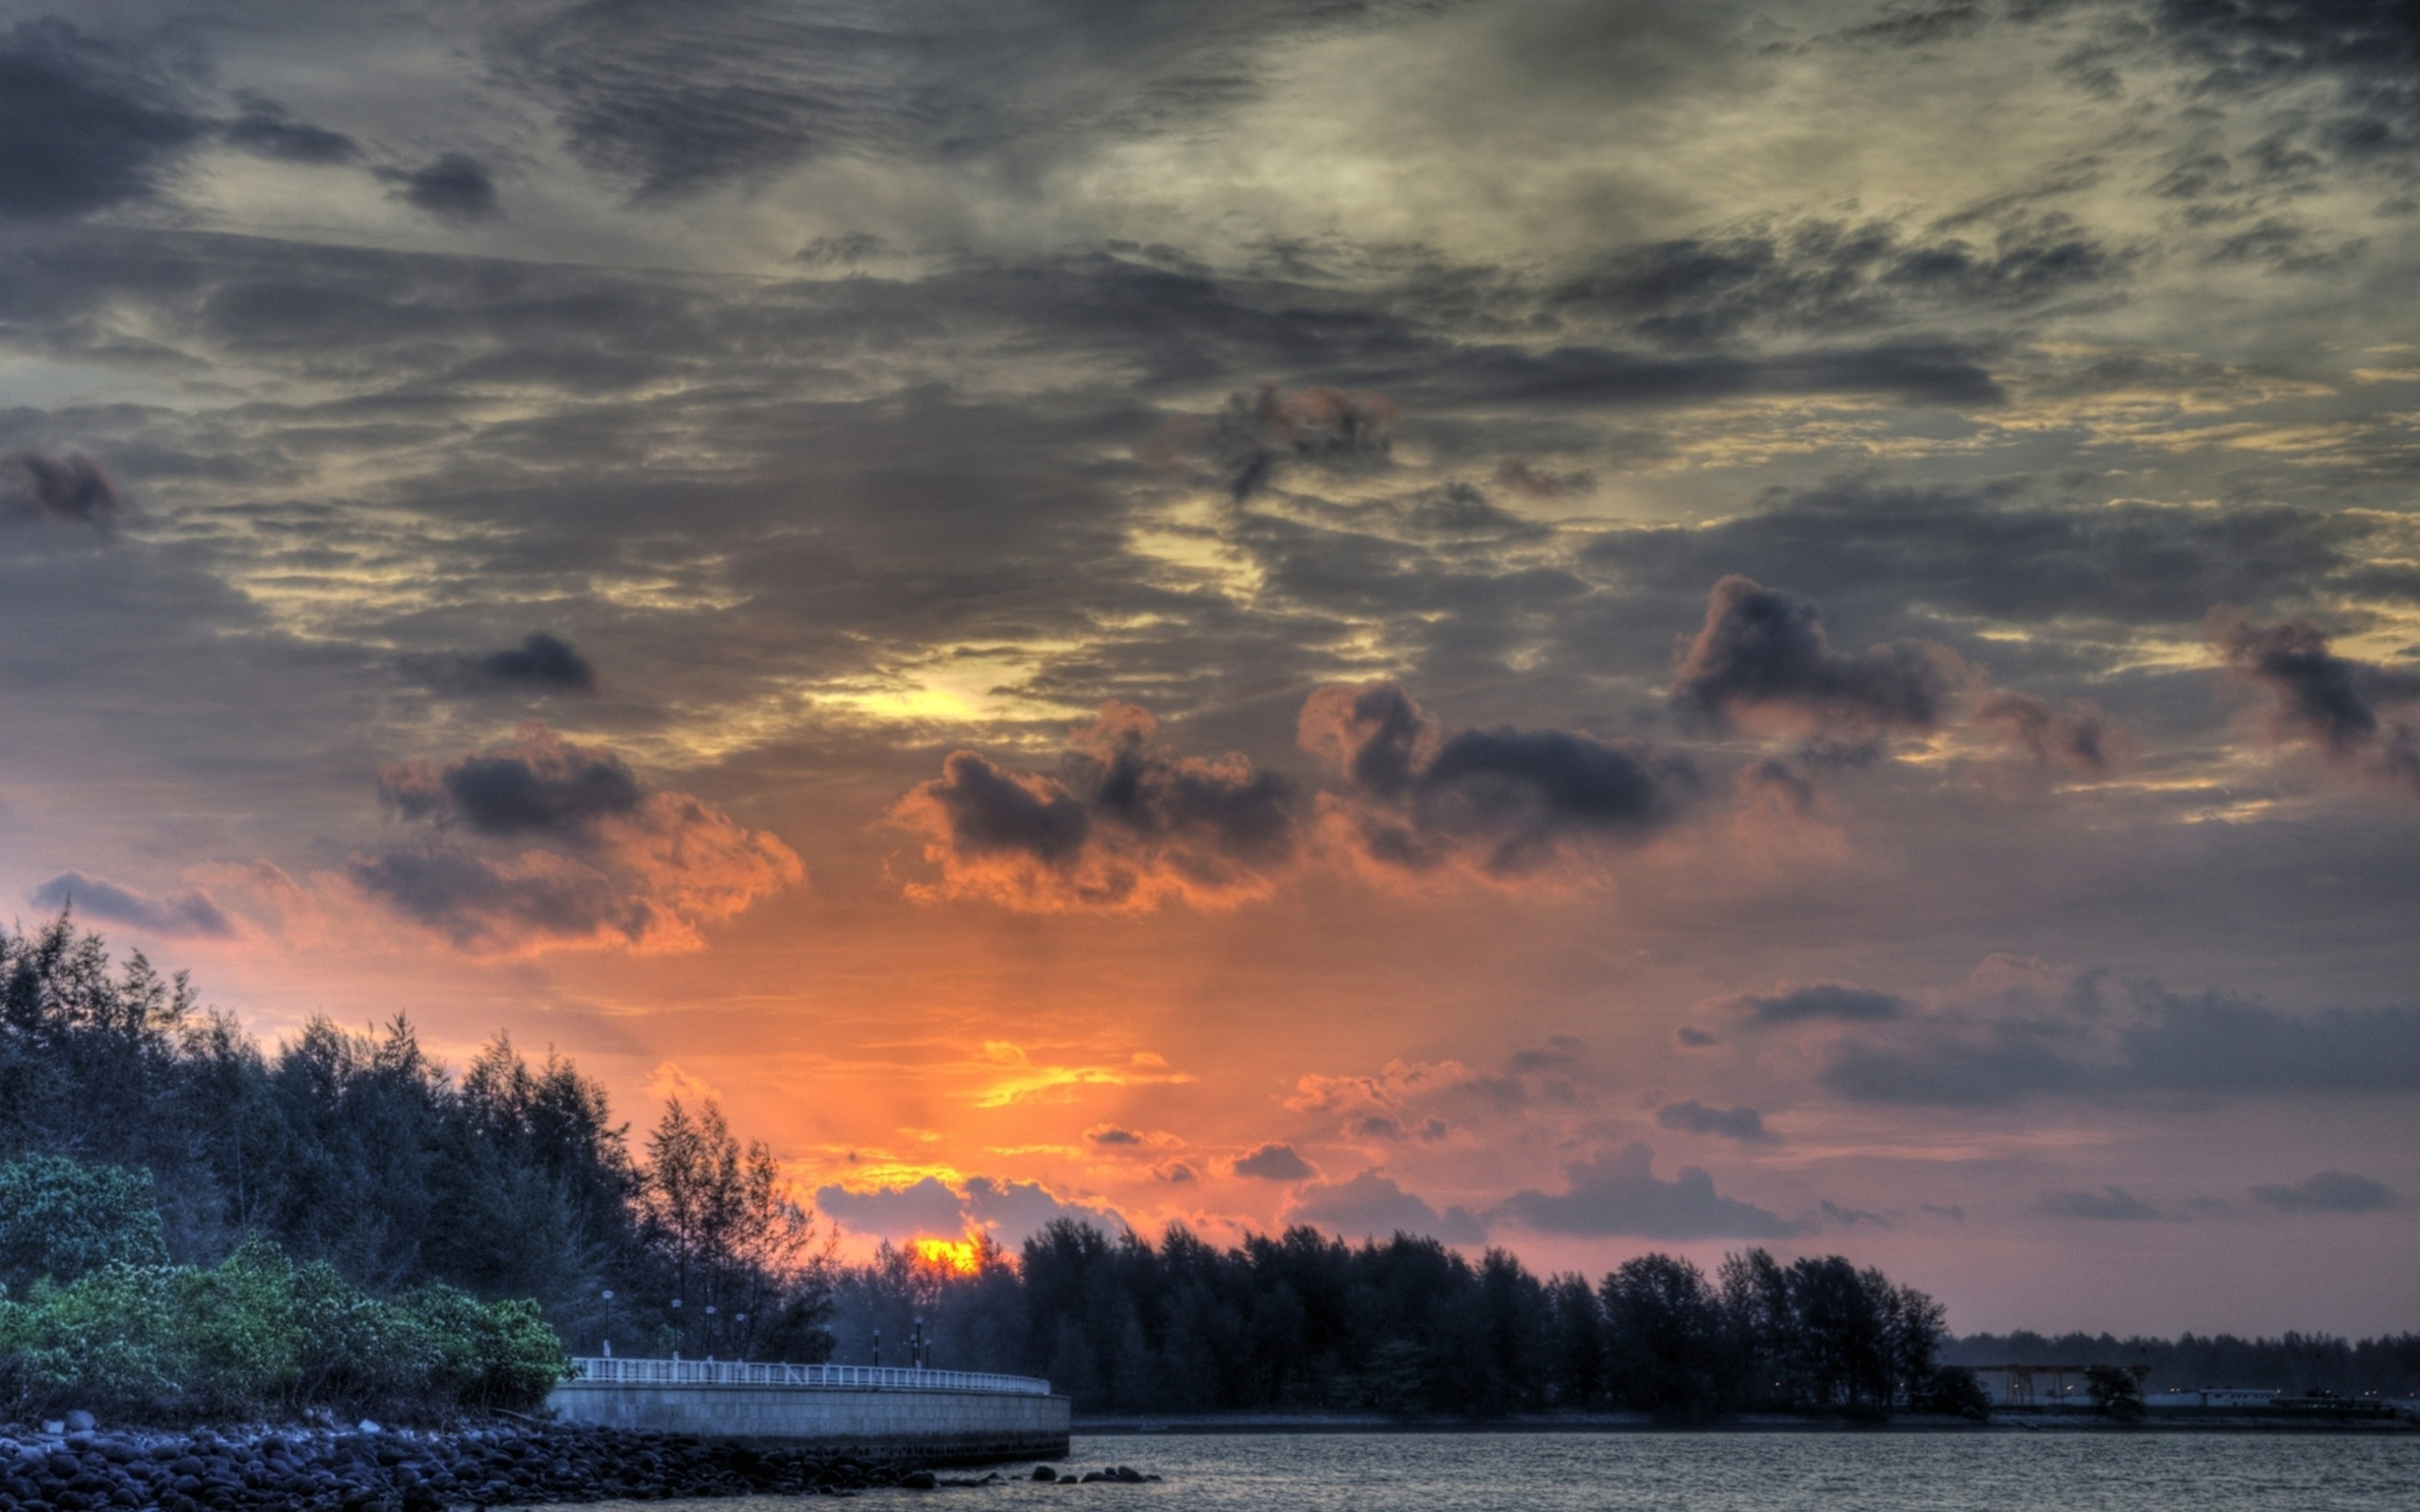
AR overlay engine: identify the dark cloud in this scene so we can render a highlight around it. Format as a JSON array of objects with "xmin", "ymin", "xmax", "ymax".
[
  {"xmin": 1552, "ymin": 213, "xmax": 2122, "ymax": 347},
  {"xmin": 477, "ymin": 632, "xmax": 599, "ymax": 693},
  {"xmin": 1975, "ymin": 690, "xmax": 2124, "ymax": 772},
  {"xmin": 1407, "ymin": 339, "xmax": 2006, "ymax": 411},
  {"xmin": 354, "ymin": 726, "xmax": 801, "ymax": 954},
  {"xmin": 30, "ymin": 870, "xmax": 233, "ymax": 938},
  {"xmin": 1672, "ymin": 576, "xmax": 1965, "ymax": 735},
  {"xmin": 813, "ymin": 1177, "xmax": 971, "ymax": 1240},
  {"xmin": 491, "ymin": 1, "xmax": 1430, "ymax": 202},
  {"xmin": 1656, "ymin": 1099, "xmax": 1780, "ymax": 1143},
  {"xmin": 1821, "ymin": 977, "xmax": 2420, "ymax": 1106},
  {"xmin": 1492, "ymin": 458, "xmax": 1595, "ymax": 499},
  {"xmin": 1, "ymin": 450, "xmax": 121, "ymax": 527},
  {"xmin": 2247, "ymin": 1169, "xmax": 2402, "ymax": 1213},
  {"xmin": 1286, "ymin": 1170, "xmax": 1486, "ymax": 1245},
  {"xmin": 814, "ymin": 1175, "xmax": 1120, "ymax": 1246},
  {"xmin": 1674, "ymin": 1024, "xmax": 1720, "ymax": 1047},
  {"xmin": 1350, "ymin": 1113, "xmax": 1450, "ymax": 1143},
  {"xmin": 1210, "ymin": 385, "xmax": 1395, "ymax": 503},
  {"xmin": 1490, "ymin": 1143, "xmax": 1794, "ymax": 1239},
  {"xmin": 1721, "ymin": 981, "xmax": 1910, "ymax": 1026},
  {"xmin": 1084, "ymin": 1125, "xmax": 1145, "ymax": 1146},
  {"xmin": 2212, "ymin": 611, "xmax": 2420, "ymax": 793},
  {"xmin": 2036, "ymin": 1185, "xmax": 2162, "ymax": 1221},
  {"xmin": 0, "ymin": 21, "xmax": 205, "ymax": 220},
  {"xmin": 892, "ymin": 703, "xmax": 1295, "ymax": 911},
  {"xmin": 1231, "ymin": 1142, "xmax": 1315, "ymax": 1180},
  {"xmin": 344, "ymin": 845, "xmax": 662, "ymax": 953},
  {"xmin": 1586, "ymin": 482, "xmax": 2384, "ymax": 644},
  {"xmin": 1819, "ymin": 1199, "xmax": 1891, "ymax": 1228},
  {"xmin": 381, "ymin": 154, "xmax": 503, "ymax": 222},
  {"xmin": 2155, "ymin": 0, "xmax": 2420, "ymax": 163},
  {"xmin": 221, "ymin": 100, "xmax": 361, "ymax": 164},
  {"xmin": 379, "ymin": 727, "xmax": 643, "ymax": 839},
  {"xmin": 1300, "ymin": 680, "xmax": 1697, "ymax": 875}
]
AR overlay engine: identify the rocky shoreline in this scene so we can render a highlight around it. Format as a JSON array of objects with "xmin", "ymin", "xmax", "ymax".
[{"xmin": 0, "ymin": 1419, "xmax": 977, "ymax": 1509}]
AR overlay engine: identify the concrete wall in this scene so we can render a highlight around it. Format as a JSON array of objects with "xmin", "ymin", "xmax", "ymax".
[{"xmin": 546, "ymin": 1381, "xmax": 1070, "ymax": 1465}]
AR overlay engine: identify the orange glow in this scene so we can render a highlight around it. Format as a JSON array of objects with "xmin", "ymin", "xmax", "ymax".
[{"xmin": 912, "ymin": 1236, "xmax": 984, "ymax": 1276}]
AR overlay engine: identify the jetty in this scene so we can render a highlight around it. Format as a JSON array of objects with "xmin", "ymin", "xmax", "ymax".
[{"xmin": 546, "ymin": 1358, "xmax": 1070, "ymax": 1465}]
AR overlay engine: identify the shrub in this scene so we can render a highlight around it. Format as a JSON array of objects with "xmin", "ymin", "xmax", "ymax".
[
  {"xmin": 0, "ymin": 1156, "xmax": 168, "ymax": 1291},
  {"xmin": 0, "ymin": 1233, "xmax": 569, "ymax": 1423}
]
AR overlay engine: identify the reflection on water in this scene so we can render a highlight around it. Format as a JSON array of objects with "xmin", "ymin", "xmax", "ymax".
[{"xmin": 579, "ymin": 1429, "xmax": 2420, "ymax": 1512}]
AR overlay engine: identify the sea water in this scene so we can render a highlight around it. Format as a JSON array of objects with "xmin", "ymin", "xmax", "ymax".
[{"xmin": 591, "ymin": 1429, "xmax": 2420, "ymax": 1511}]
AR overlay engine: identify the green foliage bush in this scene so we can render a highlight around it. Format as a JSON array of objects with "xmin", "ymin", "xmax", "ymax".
[
  {"xmin": 0, "ymin": 1230, "xmax": 570, "ymax": 1423},
  {"xmin": 0, "ymin": 1155, "xmax": 168, "ymax": 1291}
]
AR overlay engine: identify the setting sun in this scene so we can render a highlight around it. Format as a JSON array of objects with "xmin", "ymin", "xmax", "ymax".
[{"xmin": 911, "ymin": 1236, "xmax": 984, "ymax": 1277}]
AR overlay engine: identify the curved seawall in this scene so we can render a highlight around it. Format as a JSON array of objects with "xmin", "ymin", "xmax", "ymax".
[{"xmin": 546, "ymin": 1360, "xmax": 1070, "ymax": 1465}]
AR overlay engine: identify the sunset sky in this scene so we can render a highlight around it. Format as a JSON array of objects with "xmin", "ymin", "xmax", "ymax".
[{"xmin": 4, "ymin": 0, "xmax": 2417, "ymax": 1338}]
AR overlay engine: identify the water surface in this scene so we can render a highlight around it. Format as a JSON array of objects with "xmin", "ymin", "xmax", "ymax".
[{"xmin": 595, "ymin": 1430, "xmax": 2420, "ymax": 1511}]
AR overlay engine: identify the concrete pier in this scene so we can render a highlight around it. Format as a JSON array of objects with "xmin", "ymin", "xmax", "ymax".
[{"xmin": 547, "ymin": 1359, "xmax": 1070, "ymax": 1465}]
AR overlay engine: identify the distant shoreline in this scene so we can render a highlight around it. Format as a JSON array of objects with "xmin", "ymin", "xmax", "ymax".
[{"xmin": 1073, "ymin": 1411, "xmax": 2420, "ymax": 1436}]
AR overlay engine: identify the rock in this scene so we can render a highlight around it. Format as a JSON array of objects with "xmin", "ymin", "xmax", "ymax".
[
  {"xmin": 356, "ymin": 1419, "xmax": 382, "ymax": 1435},
  {"xmin": 61, "ymin": 1411, "xmax": 95, "ymax": 1433},
  {"xmin": 1033, "ymin": 1465, "xmax": 1059, "ymax": 1481}
]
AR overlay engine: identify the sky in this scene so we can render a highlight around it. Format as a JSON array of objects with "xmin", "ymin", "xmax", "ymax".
[{"xmin": 2, "ymin": 0, "xmax": 2417, "ymax": 1338}]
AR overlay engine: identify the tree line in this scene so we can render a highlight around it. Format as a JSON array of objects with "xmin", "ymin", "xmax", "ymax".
[
  {"xmin": 834, "ymin": 1222, "xmax": 1987, "ymax": 1418},
  {"xmin": 0, "ymin": 915, "xmax": 829, "ymax": 1375},
  {"xmin": 1945, "ymin": 1331, "xmax": 2420, "ymax": 1401}
]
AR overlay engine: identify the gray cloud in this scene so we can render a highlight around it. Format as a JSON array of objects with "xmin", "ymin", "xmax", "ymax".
[
  {"xmin": 1286, "ymin": 1170, "xmax": 1485, "ymax": 1245},
  {"xmin": 0, "ymin": 21, "xmax": 204, "ymax": 220},
  {"xmin": 491, "ymin": 0, "xmax": 1438, "ymax": 202},
  {"xmin": 30, "ymin": 870, "xmax": 233, "ymax": 938},
  {"xmin": 379, "ymin": 729, "xmax": 643, "ymax": 840},
  {"xmin": 1672, "ymin": 575, "xmax": 1965, "ymax": 735},
  {"xmin": 1722, "ymin": 982, "xmax": 1910, "ymax": 1026},
  {"xmin": 892, "ymin": 704, "xmax": 1295, "ymax": 911},
  {"xmin": 381, "ymin": 154, "xmax": 503, "ymax": 222},
  {"xmin": 354, "ymin": 727, "xmax": 801, "ymax": 953},
  {"xmin": 1210, "ymin": 384, "xmax": 1395, "ymax": 503},
  {"xmin": 1490, "ymin": 1143, "xmax": 1794, "ymax": 1239},
  {"xmin": 2213, "ymin": 611, "xmax": 2420, "ymax": 794},
  {"xmin": 1975, "ymin": 690, "xmax": 2123, "ymax": 772},
  {"xmin": 1551, "ymin": 213, "xmax": 2124, "ymax": 347},
  {"xmin": 1821, "ymin": 977, "xmax": 2420, "ymax": 1106},
  {"xmin": 814, "ymin": 1176, "xmax": 971, "ymax": 1239},
  {"xmin": 2036, "ymin": 1184, "xmax": 2163, "ymax": 1221},
  {"xmin": 1085, "ymin": 1125, "xmax": 1145, "ymax": 1146},
  {"xmin": 816, "ymin": 1173, "xmax": 1120, "ymax": 1246},
  {"xmin": 2248, "ymin": 1169, "xmax": 2403, "ymax": 1213},
  {"xmin": 477, "ymin": 633, "xmax": 599, "ymax": 693},
  {"xmin": 1301, "ymin": 680, "xmax": 1697, "ymax": 875},
  {"xmin": 221, "ymin": 99, "xmax": 361, "ymax": 164},
  {"xmin": 1656, "ymin": 1098, "xmax": 1780, "ymax": 1143},
  {"xmin": 2, "ymin": 450, "xmax": 121, "ymax": 526},
  {"xmin": 2154, "ymin": 0, "xmax": 2420, "ymax": 165},
  {"xmin": 1231, "ymin": 1142, "xmax": 1314, "ymax": 1181}
]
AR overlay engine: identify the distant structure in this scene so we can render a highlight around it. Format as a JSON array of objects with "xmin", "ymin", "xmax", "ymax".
[
  {"xmin": 1967, "ymin": 1363, "xmax": 2151, "ymax": 1406},
  {"xmin": 549, "ymin": 1358, "xmax": 1069, "ymax": 1464},
  {"xmin": 2147, "ymin": 1387, "xmax": 2276, "ymax": 1408}
]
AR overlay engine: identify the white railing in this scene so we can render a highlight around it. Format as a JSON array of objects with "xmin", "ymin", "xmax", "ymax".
[{"xmin": 567, "ymin": 1357, "xmax": 1051, "ymax": 1396}]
